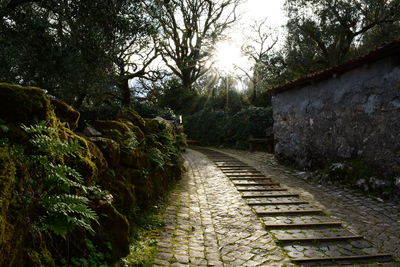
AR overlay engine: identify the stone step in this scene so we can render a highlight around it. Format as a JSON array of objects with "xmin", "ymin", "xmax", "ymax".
[
  {"xmin": 272, "ymin": 228, "xmax": 354, "ymax": 240},
  {"xmin": 256, "ymin": 209, "xmax": 324, "ymax": 216},
  {"xmin": 264, "ymin": 222, "xmax": 342, "ymax": 228},
  {"xmin": 277, "ymin": 235, "xmax": 363, "ymax": 243},
  {"xmin": 248, "ymin": 201, "xmax": 309, "ymax": 205},
  {"xmin": 233, "ymin": 182, "xmax": 280, "ymax": 186},
  {"xmin": 237, "ymin": 187, "xmax": 287, "ymax": 192},
  {"xmin": 292, "ymin": 254, "xmax": 393, "ymax": 266}
]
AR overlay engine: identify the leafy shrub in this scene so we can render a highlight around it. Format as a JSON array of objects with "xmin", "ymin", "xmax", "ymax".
[
  {"xmin": 59, "ymin": 239, "xmax": 111, "ymax": 267},
  {"xmin": 133, "ymin": 101, "xmax": 175, "ymax": 120},
  {"xmin": 185, "ymin": 106, "xmax": 273, "ymax": 148},
  {"xmin": 79, "ymin": 104, "xmax": 120, "ymax": 122}
]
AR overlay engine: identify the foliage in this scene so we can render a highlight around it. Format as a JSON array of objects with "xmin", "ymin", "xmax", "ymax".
[
  {"xmin": 59, "ymin": 239, "xmax": 111, "ymax": 267},
  {"xmin": 185, "ymin": 106, "xmax": 273, "ymax": 148},
  {"xmin": 133, "ymin": 101, "xmax": 175, "ymax": 120},
  {"xmin": 0, "ymin": 119, "xmax": 9, "ymax": 133},
  {"xmin": 21, "ymin": 122, "xmax": 99, "ymax": 238},
  {"xmin": 0, "ymin": 0, "xmax": 156, "ymax": 107},
  {"xmin": 121, "ymin": 198, "xmax": 168, "ymax": 267},
  {"xmin": 146, "ymin": 0, "xmax": 241, "ymax": 91},
  {"xmin": 148, "ymin": 147, "xmax": 166, "ymax": 169},
  {"xmin": 278, "ymin": 0, "xmax": 400, "ymax": 81},
  {"xmin": 78, "ymin": 104, "xmax": 121, "ymax": 123},
  {"xmin": 157, "ymin": 77, "xmax": 206, "ymax": 116}
]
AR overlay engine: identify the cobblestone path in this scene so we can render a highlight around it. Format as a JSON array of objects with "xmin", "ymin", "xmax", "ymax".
[
  {"xmin": 154, "ymin": 148, "xmax": 400, "ymax": 266},
  {"xmin": 219, "ymin": 148, "xmax": 400, "ymax": 262},
  {"xmin": 153, "ymin": 149, "xmax": 294, "ymax": 267}
]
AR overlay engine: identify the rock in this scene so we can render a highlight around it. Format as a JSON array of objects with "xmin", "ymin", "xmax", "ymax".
[
  {"xmin": 91, "ymin": 120, "xmax": 143, "ymax": 144},
  {"xmin": 88, "ymin": 137, "xmax": 120, "ymax": 167},
  {"xmin": 394, "ymin": 177, "xmax": 400, "ymax": 191},
  {"xmin": 120, "ymin": 149, "xmax": 150, "ymax": 169},
  {"xmin": 144, "ymin": 117, "xmax": 172, "ymax": 135},
  {"xmin": 84, "ymin": 126, "xmax": 102, "ymax": 137},
  {"xmin": 0, "ymin": 146, "xmax": 28, "ymax": 267},
  {"xmin": 330, "ymin": 163, "xmax": 346, "ymax": 171},
  {"xmin": 50, "ymin": 98, "xmax": 80, "ymax": 130},
  {"xmin": 0, "ymin": 83, "xmax": 55, "ymax": 125},
  {"xmin": 117, "ymin": 119, "xmax": 145, "ymax": 143},
  {"xmin": 93, "ymin": 202, "xmax": 130, "ymax": 264},
  {"xmin": 98, "ymin": 172, "xmax": 136, "ymax": 215},
  {"xmin": 116, "ymin": 107, "xmax": 145, "ymax": 130},
  {"xmin": 87, "ymin": 140, "xmax": 108, "ymax": 175},
  {"xmin": 117, "ymin": 167, "xmax": 154, "ymax": 208}
]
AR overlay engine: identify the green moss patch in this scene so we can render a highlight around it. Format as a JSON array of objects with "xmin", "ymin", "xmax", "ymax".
[
  {"xmin": 51, "ymin": 98, "xmax": 80, "ymax": 130},
  {"xmin": 0, "ymin": 83, "xmax": 55, "ymax": 125}
]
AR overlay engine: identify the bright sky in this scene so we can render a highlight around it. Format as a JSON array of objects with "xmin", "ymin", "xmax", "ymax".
[{"xmin": 213, "ymin": 0, "xmax": 287, "ymax": 76}]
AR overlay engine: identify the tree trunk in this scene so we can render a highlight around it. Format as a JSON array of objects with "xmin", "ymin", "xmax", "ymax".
[
  {"xmin": 119, "ymin": 79, "xmax": 131, "ymax": 106},
  {"xmin": 181, "ymin": 69, "xmax": 193, "ymax": 92}
]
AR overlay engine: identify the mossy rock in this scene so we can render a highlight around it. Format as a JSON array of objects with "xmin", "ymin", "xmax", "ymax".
[
  {"xmin": 0, "ymin": 146, "xmax": 16, "ymax": 264},
  {"xmin": 117, "ymin": 119, "xmax": 145, "ymax": 143},
  {"xmin": 144, "ymin": 117, "xmax": 172, "ymax": 135},
  {"xmin": 93, "ymin": 202, "xmax": 130, "ymax": 264},
  {"xmin": 0, "ymin": 83, "xmax": 56, "ymax": 125},
  {"xmin": 120, "ymin": 149, "xmax": 151, "ymax": 169},
  {"xmin": 117, "ymin": 107, "xmax": 145, "ymax": 130},
  {"xmin": 87, "ymin": 140, "xmax": 108, "ymax": 176},
  {"xmin": 0, "ymin": 146, "xmax": 28, "ymax": 267},
  {"xmin": 51, "ymin": 98, "xmax": 80, "ymax": 130},
  {"xmin": 88, "ymin": 137, "xmax": 120, "ymax": 168},
  {"xmin": 90, "ymin": 120, "xmax": 132, "ymax": 141},
  {"xmin": 98, "ymin": 173, "xmax": 136, "ymax": 216},
  {"xmin": 117, "ymin": 167, "xmax": 154, "ymax": 208}
]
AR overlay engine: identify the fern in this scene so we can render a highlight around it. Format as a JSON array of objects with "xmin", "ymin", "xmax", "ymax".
[
  {"xmin": 148, "ymin": 147, "xmax": 165, "ymax": 169},
  {"xmin": 22, "ymin": 122, "xmax": 101, "ymax": 238}
]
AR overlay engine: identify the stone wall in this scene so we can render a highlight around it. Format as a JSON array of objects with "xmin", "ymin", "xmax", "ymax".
[{"xmin": 272, "ymin": 55, "xmax": 400, "ymax": 175}]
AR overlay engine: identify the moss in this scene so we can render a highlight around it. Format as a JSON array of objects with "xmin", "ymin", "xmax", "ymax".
[
  {"xmin": 117, "ymin": 167, "xmax": 154, "ymax": 208},
  {"xmin": 50, "ymin": 98, "xmax": 80, "ymax": 130},
  {"xmin": 27, "ymin": 247, "xmax": 55, "ymax": 267},
  {"xmin": 91, "ymin": 120, "xmax": 133, "ymax": 141},
  {"xmin": 0, "ymin": 146, "xmax": 16, "ymax": 250},
  {"xmin": 87, "ymin": 140, "xmax": 108, "ymax": 176},
  {"xmin": 0, "ymin": 83, "xmax": 56, "ymax": 125},
  {"xmin": 93, "ymin": 202, "xmax": 130, "ymax": 264},
  {"xmin": 101, "ymin": 175, "xmax": 137, "ymax": 216},
  {"xmin": 120, "ymin": 148, "xmax": 150, "ymax": 169},
  {"xmin": 88, "ymin": 137, "xmax": 120, "ymax": 168},
  {"xmin": 117, "ymin": 107, "xmax": 145, "ymax": 130},
  {"xmin": 0, "ymin": 146, "xmax": 27, "ymax": 267},
  {"xmin": 117, "ymin": 119, "xmax": 145, "ymax": 143}
]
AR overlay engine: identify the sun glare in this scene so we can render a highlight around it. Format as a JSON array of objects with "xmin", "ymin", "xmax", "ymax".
[{"xmin": 212, "ymin": 41, "xmax": 244, "ymax": 74}]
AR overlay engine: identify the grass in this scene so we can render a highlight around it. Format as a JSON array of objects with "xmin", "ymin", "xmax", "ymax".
[
  {"xmin": 119, "ymin": 199, "xmax": 168, "ymax": 267},
  {"xmin": 119, "ymin": 176, "xmax": 182, "ymax": 267}
]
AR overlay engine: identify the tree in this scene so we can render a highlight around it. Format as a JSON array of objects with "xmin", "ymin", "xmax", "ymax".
[
  {"xmin": 0, "ymin": 0, "xmax": 157, "ymax": 107},
  {"xmin": 146, "ymin": 0, "xmax": 241, "ymax": 91},
  {"xmin": 241, "ymin": 19, "xmax": 278, "ymax": 104},
  {"xmin": 283, "ymin": 0, "xmax": 400, "ymax": 77}
]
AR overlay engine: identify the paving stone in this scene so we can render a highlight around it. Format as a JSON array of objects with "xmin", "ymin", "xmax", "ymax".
[
  {"xmin": 221, "ymin": 148, "xmax": 400, "ymax": 261},
  {"xmin": 154, "ymin": 148, "xmax": 399, "ymax": 266},
  {"xmin": 153, "ymin": 150, "xmax": 293, "ymax": 266}
]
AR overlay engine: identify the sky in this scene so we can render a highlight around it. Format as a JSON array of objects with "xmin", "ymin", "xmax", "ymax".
[
  {"xmin": 239, "ymin": 0, "xmax": 287, "ymax": 27},
  {"xmin": 212, "ymin": 0, "xmax": 287, "ymax": 76}
]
